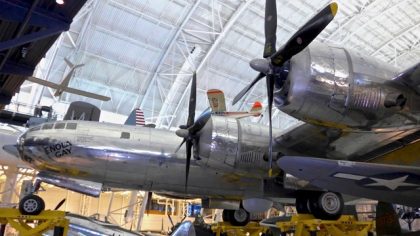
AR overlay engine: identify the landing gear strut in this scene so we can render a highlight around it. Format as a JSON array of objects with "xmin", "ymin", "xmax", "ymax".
[
  {"xmin": 222, "ymin": 208, "xmax": 250, "ymax": 226},
  {"xmin": 18, "ymin": 179, "xmax": 45, "ymax": 215},
  {"xmin": 296, "ymin": 191, "xmax": 343, "ymax": 220}
]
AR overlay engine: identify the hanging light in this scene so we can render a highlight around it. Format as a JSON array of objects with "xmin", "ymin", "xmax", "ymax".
[{"xmin": 56, "ymin": 0, "xmax": 64, "ymax": 4}]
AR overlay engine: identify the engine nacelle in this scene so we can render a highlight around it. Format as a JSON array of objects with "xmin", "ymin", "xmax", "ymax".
[
  {"xmin": 198, "ymin": 116, "xmax": 276, "ymax": 175},
  {"xmin": 242, "ymin": 198, "xmax": 273, "ymax": 213},
  {"xmin": 277, "ymin": 43, "xmax": 412, "ymax": 131}
]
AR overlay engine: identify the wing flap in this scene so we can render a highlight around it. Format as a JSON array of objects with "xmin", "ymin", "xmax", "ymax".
[{"xmin": 278, "ymin": 156, "xmax": 420, "ymax": 207}]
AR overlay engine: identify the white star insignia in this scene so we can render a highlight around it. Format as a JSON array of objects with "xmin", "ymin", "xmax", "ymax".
[{"xmin": 365, "ymin": 175, "xmax": 419, "ymax": 190}]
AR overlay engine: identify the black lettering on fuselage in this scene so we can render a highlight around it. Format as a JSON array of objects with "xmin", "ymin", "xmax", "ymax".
[{"xmin": 43, "ymin": 141, "xmax": 72, "ymax": 158}]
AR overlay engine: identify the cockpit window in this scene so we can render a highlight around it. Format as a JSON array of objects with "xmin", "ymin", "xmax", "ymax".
[
  {"xmin": 66, "ymin": 123, "xmax": 77, "ymax": 130},
  {"xmin": 54, "ymin": 123, "xmax": 65, "ymax": 129},
  {"xmin": 29, "ymin": 126, "xmax": 41, "ymax": 132},
  {"xmin": 42, "ymin": 123, "xmax": 53, "ymax": 130},
  {"xmin": 121, "ymin": 132, "xmax": 130, "ymax": 139}
]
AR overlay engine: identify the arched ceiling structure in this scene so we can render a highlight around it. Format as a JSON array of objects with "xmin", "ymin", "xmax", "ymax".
[{"xmin": 10, "ymin": 0, "xmax": 420, "ymax": 130}]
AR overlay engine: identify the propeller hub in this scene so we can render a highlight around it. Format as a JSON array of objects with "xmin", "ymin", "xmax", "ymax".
[
  {"xmin": 175, "ymin": 129, "xmax": 190, "ymax": 138},
  {"xmin": 250, "ymin": 58, "xmax": 270, "ymax": 74}
]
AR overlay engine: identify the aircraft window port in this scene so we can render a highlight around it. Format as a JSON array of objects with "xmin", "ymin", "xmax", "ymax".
[
  {"xmin": 42, "ymin": 123, "xmax": 53, "ymax": 130},
  {"xmin": 54, "ymin": 123, "xmax": 65, "ymax": 129},
  {"xmin": 29, "ymin": 126, "xmax": 41, "ymax": 132},
  {"xmin": 121, "ymin": 132, "xmax": 130, "ymax": 139},
  {"xmin": 66, "ymin": 123, "xmax": 77, "ymax": 130}
]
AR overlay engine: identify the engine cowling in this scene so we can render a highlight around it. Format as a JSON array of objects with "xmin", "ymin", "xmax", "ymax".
[
  {"xmin": 198, "ymin": 116, "xmax": 277, "ymax": 176},
  {"xmin": 277, "ymin": 44, "xmax": 412, "ymax": 131},
  {"xmin": 242, "ymin": 198, "xmax": 273, "ymax": 213}
]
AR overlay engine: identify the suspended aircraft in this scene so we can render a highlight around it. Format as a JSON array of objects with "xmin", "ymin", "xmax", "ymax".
[
  {"xmin": 5, "ymin": 0, "xmax": 420, "ymax": 227},
  {"xmin": 26, "ymin": 58, "xmax": 111, "ymax": 101},
  {"xmin": 207, "ymin": 89, "xmax": 262, "ymax": 119}
]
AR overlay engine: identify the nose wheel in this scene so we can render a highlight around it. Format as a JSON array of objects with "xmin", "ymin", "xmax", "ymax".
[
  {"xmin": 19, "ymin": 194, "xmax": 45, "ymax": 215},
  {"xmin": 18, "ymin": 179, "xmax": 45, "ymax": 215}
]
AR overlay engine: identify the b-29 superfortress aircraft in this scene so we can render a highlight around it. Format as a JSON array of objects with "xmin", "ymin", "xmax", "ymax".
[{"xmin": 4, "ymin": 0, "xmax": 420, "ymax": 226}]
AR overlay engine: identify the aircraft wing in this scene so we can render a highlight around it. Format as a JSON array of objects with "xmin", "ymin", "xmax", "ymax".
[
  {"xmin": 3, "ymin": 144, "xmax": 19, "ymax": 157},
  {"xmin": 63, "ymin": 87, "xmax": 111, "ymax": 101},
  {"xmin": 27, "ymin": 76, "xmax": 61, "ymax": 89},
  {"xmin": 391, "ymin": 62, "xmax": 420, "ymax": 94},
  {"xmin": 26, "ymin": 76, "xmax": 110, "ymax": 101},
  {"xmin": 278, "ymin": 156, "xmax": 420, "ymax": 207},
  {"xmin": 275, "ymin": 123, "xmax": 420, "ymax": 163}
]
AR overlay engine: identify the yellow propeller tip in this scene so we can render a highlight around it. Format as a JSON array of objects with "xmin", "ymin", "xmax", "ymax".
[{"xmin": 330, "ymin": 2, "xmax": 338, "ymax": 16}]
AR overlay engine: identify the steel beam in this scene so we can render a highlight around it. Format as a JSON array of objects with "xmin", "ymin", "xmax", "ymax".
[
  {"xmin": 339, "ymin": 0, "xmax": 409, "ymax": 44},
  {"xmin": 323, "ymin": 0, "xmax": 378, "ymax": 41},
  {"xmin": 139, "ymin": 0, "xmax": 203, "ymax": 110},
  {"xmin": 167, "ymin": 0, "xmax": 255, "ymax": 128},
  {"xmin": 371, "ymin": 22, "xmax": 420, "ymax": 56},
  {"xmin": 0, "ymin": 26, "xmax": 67, "ymax": 53},
  {"xmin": 0, "ymin": 0, "xmax": 70, "ymax": 29},
  {"xmin": 0, "ymin": 61, "xmax": 35, "ymax": 76}
]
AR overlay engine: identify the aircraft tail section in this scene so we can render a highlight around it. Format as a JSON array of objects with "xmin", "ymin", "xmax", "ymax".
[
  {"xmin": 64, "ymin": 101, "xmax": 101, "ymax": 121},
  {"xmin": 392, "ymin": 62, "xmax": 420, "ymax": 94},
  {"xmin": 250, "ymin": 101, "xmax": 262, "ymax": 116},
  {"xmin": 64, "ymin": 57, "xmax": 74, "ymax": 68},
  {"xmin": 59, "ymin": 58, "xmax": 85, "ymax": 90},
  {"xmin": 376, "ymin": 201, "xmax": 402, "ymax": 236},
  {"xmin": 207, "ymin": 89, "xmax": 226, "ymax": 113},
  {"xmin": 125, "ymin": 108, "xmax": 145, "ymax": 126},
  {"xmin": 64, "ymin": 57, "xmax": 84, "ymax": 70}
]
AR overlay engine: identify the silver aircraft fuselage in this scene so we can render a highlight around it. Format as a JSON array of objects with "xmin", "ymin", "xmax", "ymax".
[
  {"xmin": 16, "ymin": 43, "xmax": 420, "ymax": 201},
  {"xmin": 18, "ymin": 116, "xmax": 290, "ymax": 199}
]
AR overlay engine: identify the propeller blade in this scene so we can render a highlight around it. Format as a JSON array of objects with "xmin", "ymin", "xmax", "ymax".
[
  {"xmin": 232, "ymin": 72, "xmax": 265, "ymax": 105},
  {"xmin": 271, "ymin": 2, "xmax": 338, "ymax": 66},
  {"xmin": 187, "ymin": 72, "xmax": 197, "ymax": 127},
  {"xmin": 188, "ymin": 110, "xmax": 212, "ymax": 135},
  {"xmin": 175, "ymin": 138, "xmax": 187, "ymax": 153},
  {"xmin": 185, "ymin": 140, "xmax": 193, "ymax": 191},
  {"xmin": 263, "ymin": 0, "xmax": 277, "ymax": 58},
  {"xmin": 266, "ymin": 74, "xmax": 275, "ymax": 176},
  {"xmin": 54, "ymin": 198, "xmax": 66, "ymax": 210}
]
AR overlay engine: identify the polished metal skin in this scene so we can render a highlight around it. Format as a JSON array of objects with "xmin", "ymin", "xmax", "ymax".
[
  {"xmin": 18, "ymin": 117, "xmax": 289, "ymax": 200},
  {"xmin": 277, "ymin": 43, "xmax": 420, "ymax": 131},
  {"xmin": 16, "ymin": 42, "xmax": 420, "ymax": 207}
]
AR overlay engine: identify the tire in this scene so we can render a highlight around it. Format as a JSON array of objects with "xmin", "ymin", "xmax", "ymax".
[
  {"xmin": 222, "ymin": 209, "xmax": 230, "ymax": 222},
  {"xmin": 19, "ymin": 194, "xmax": 45, "ymax": 215},
  {"xmin": 296, "ymin": 193, "xmax": 311, "ymax": 214},
  {"xmin": 228, "ymin": 208, "xmax": 250, "ymax": 226},
  {"xmin": 309, "ymin": 192, "xmax": 343, "ymax": 220}
]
